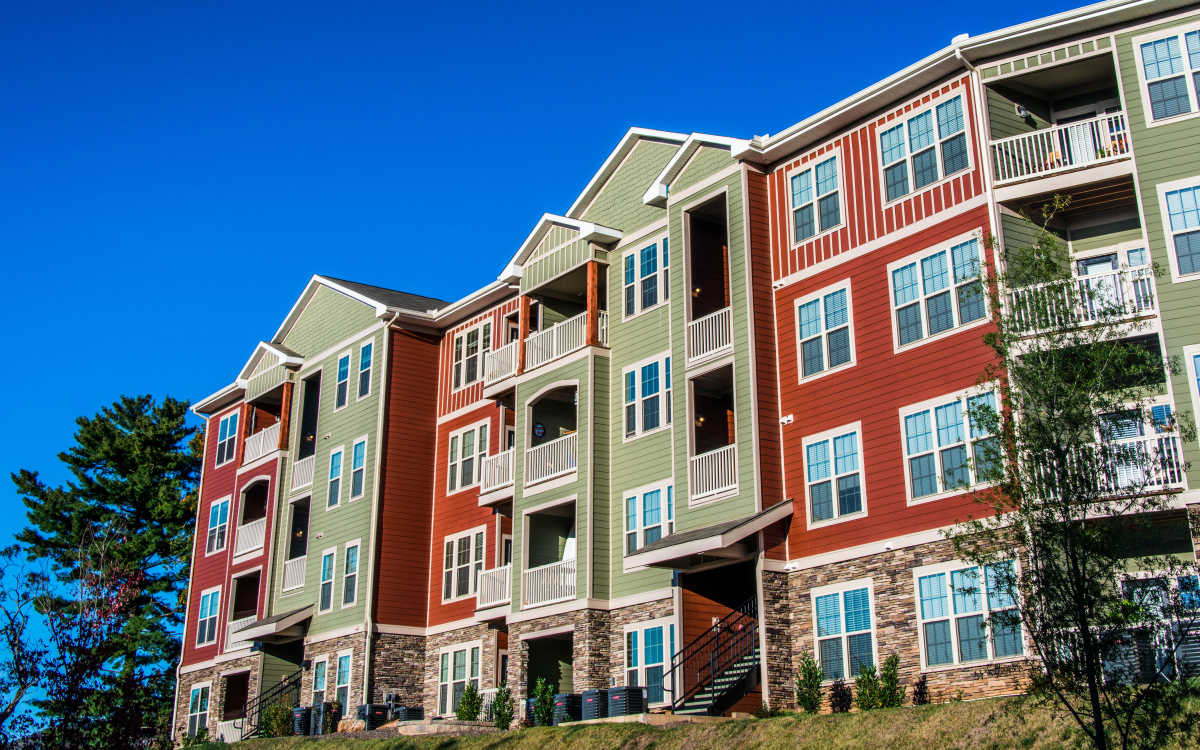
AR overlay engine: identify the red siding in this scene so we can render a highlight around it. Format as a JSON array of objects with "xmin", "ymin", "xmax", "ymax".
[{"xmin": 436, "ymin": 298, "xmax": 522, "ymax": 417}]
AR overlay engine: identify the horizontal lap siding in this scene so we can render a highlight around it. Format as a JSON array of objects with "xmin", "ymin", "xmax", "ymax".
[
  {"xmin": 228, "ymin": 461, "xmax": 279, "ymax": 633},
  {"xmin": 437, "ymin": 298, "xmax": 521, "ymax": 417},
  {"xmin": 769, "ymin": 76, "xmax": 984, "ymax": 281},
  {"xmin": 774, "ymin": 205, "xmax": 998, "ymax": 557},
  {"xmin": 375, "ymin": 330, "xmax": 440, "ymax": 628}
]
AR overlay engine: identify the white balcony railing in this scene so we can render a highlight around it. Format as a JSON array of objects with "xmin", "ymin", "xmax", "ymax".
[
  {"xmin": 484, "ymin": 340, "xmax": 519, "ymax": 384},
  {"xmin": 525, "ymin": 432, "xmax": 577, "ymax": 485},
  {"xmin": 598, "ymin": 310, "xmax": 609, "ymax": 345},
  {"xmin": 291, "ymin": 455, "xmax": 315, "ymax": 491},
  {"xmin": 991, "ymin": 112, "xmax": 1130, "ymax": 185},
  {"xmin": 243, "ymin": 423, "xmax": 280, "ymax": 464},
  {"xmin": 226, "ymin": 615, "xmax": 257, "ymax": 652},
  {"xmin": 690, "ymin": 444, "xmax": 738, "ymax": 500},
  {"xmin": 687, "ymin": 306, "xmax": 733, "ymax": 362},
  {"xmin": 477, "ymin": 565, "xmax": 511, "ymax": 609},
  {"xmin": 233, "ymin": 517, "xmax": 267, "ymax": 556},
  {"xmin": 1030, "ymin": 435, "xmax": 1185, "ymax": 498},
  {"xmin": 215, "ymin": 719, "xmax": 244, "ymax": 743},
  {"xmin": 282, "ymin": 556, "xmax": 306, "ymax": 591},
  {"xmin": 525, "ymin": 312, "xmax": 587, "ymax": 371},
  {"xmin": 522, "ymin": 558, "xmax": 576, "ymax": 607},
  {"xmin": 1008, "ymin": 267, "xmax": 1156, "ymax": 334},
  {"xmin": 480, "ymin": 450, "xmax": 514, "ymax": 493}
]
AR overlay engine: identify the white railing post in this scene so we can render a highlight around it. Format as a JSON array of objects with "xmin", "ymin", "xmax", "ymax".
[
  {"xmin": 244, "ymin": 423, "xmax": 281, "ymax": 464},
  {"xmin": 989, "ymin": 113, "xmax": 1129, "ymax": 185},
  {"xmin": 524, "ymin": 433, "xmax": 578, "ymax": 485},
  {"xmin": 521, "ymin": 559, "xmax": 576, "ymax": 607},
  {"xmin": 477, "ymin": 564, "xmax": 511, "ymax": 609},
  {"xmin": 234, "ymin": 517, "xmax": 267, "ymax": 556},
  {"xmin": 485, "ymin": 340, "xmax": 519, "ymax": 384},
  {"xmin": 481, "ymin": 449, "xmax": 514, "ymax": 493},
  {"xmin": 523, "ymin": 312, "xmax": 589, "ymax": 371},
  {"xmin": 1007, "ymin": 267, "xmax": 1157, "ymax": 335},
  {"xmin": 226, "ymin": 615, "xmax": 257, "ymax": 652},
  {"xmin": 598, "ymin": 310, "xmax": 609, "ymax": 345},
  {"xmin": 291, "ymin": 455, "xmax": 315, "ymax": 491},
  {"xmin": 687, "ymin": 307, "xmax": 733, "ymax": 361},
  {"xmin": 689, "ymin": 444, "xmax": 738, "ymax": 500},
  {"xmin": 282, "ymin": 556, "xmax": 306, "ymax": 591}
]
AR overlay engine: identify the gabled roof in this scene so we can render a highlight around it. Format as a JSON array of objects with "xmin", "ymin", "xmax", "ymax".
[
  {"xmin": 236, "ymin": 341, "xmax": 305, "ymax": 382},
  {"xmin": 320, "ymin": 276, "xmax": 448, "ymax": 314},
  {"xmin": 191, "ymin": 382, "xmax": 243, "ymax": 417},
  {"xmin": 498, "ymin": 214, "xmax": 623, "ymax": 282},
  {"xmin": 565, "ymin": 127, "xmax": 689, "ymax": 219},
  {"xmin": 643, "ymin": 133, "xmax": 749, "ymax": 207},
  {"xmin": 624, "ymin": 499, "xmax": 794, "ymax": 571},
  {"xmin": 272, "ymin": 274, "xmax": 448, "ymax": 344}
]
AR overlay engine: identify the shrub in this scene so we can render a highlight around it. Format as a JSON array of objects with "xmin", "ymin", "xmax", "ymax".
[
  {"xmin": 855, "ymin": 664, "xmax": 881, "ymax": 711},
  {"xmin": 532, "ymin": 677, "xmax": 555, "ymax": 727},
  {"xmin": 794, "ymin": 651, "xmax": 823, "ymax": 714},
  {"xmin": 180, "ymin": 729, "xmax": 209, "ymax": 747},
  {"xmin": 753, "ymin": 702, "xmax": 782, "ymax": 718},
  {"xmin": 259, "ymin": 702, "xmax": 294, "ymax": 738},
  {"xmin": 912, "ymin": 674, "xmax": 929, "ymax": 706},
  {"xmin": 829, "ymin": 679, "xmax": 852, "ymax": 713},
  {"xmin": 491, "ymin": 684, "xmax": 515, "ymax": 730},
  {"xmin": 456, "ymin": 682, "xmax": 482, "ymax": 721},
  {"xmin": 878, "ymin": 654, "xmax": 906, "ymax": 708}
]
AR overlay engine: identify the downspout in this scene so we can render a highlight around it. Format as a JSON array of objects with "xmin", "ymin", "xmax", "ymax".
[{"xmin": 361, "ymin": 311, "xmax": 400, "ymax": 707}]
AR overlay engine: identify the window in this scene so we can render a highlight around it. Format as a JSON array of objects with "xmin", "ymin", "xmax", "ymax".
[
  {"xmin": 447, "ymin": 421, "xmax": 488, "ymax": 492},
  {"xmin": 327, "ymin": 448, "xmax": 343, "ymax": 508},
  {"xmin": 319, "ymin": 549, "xmax": 335, "ymax": 613},
  {"xmin": 890, "ymin": 237, "xmax": 986, "ymax": 349},
  {"xmin": 206, "ymin": 498, "xmax": 230, "ymax": 554},
  {"xmin": 1164, "ymin": 183, "xmax": 1200, "ymax": 277},
  {"xmin": 438, "ymin": 644, "xmax": 480, "ymax": 716},
  {"xmin": 342, "ymin": 542, "xmax": 359, "ymax": 607},
  {"xmin": 196, "ymin": 588, "xmax": 220, "ymax": 646},
  {"xmin": 812, "ymin": 580, "xmax": 875, "ymax": 681},
  {"xmin": 215, "ymin": 411, "xmax": 239, "ymax": 466},
  {"xmin": 625, "ymin": 484, "xmax": 674, "ymax": 554},
  {"xmin": 335, "ymin": 353, "xmax": 350, "ymax": 409},
  {"xmin": 442, "ymin": 528, "xmax": 485, "ymax": 602},
  {"xmin": 625, "ymin": 619, "xmax": 675, "ymax": 704},
  {"xmin": 796, "ymin": 282, "xmax": 854, "ymax": 379},
  {"xmin": 312, "ymin": 658, "xmax": 327, "ymax": 705},
  {"xmin": 623, "ymin": 238, "xmax": 669, "ymax": 317},
  {"xmin": 902, "ymin": 388, "xmax": 999, "ymax": 503},
  {"xmin": 1098, "ymin": 404, "xmax": 1175, "ymax": 490},
  {"xmin": 452, "ymin": 323, "xmax": 491, "ymax": 389},
  {"xmin": 187, "ymin": 684, "xmax": 210, "ymax": 737},
  {"xmin": 916, "ymin": 560, "xmax": 1022, "ymax": 669},
  {"xmin": 790, "ymin": 155, "xmax": 841, "ymax": 243},
  {"xmin": 803, "ymin": 425, "xmax": 864, "ymax": 526},
  {"xmin": 623, "ymin": 355, "xmax": 672, "ymax": 439},
  {"xmin": 350, "ymin": 438, "xmax": 367, "ymax": 499},
  {"xmin": 1137, "ymin": 29, "xmax": 1200, "ymax": 122},
  {"xmin": 880, "ymin": 96, "xmax": 968, "ymax": 202},
  {"xmin": 357, "ymin": 341, "xmax": 373, "ymax": 399},
  {"xmin": 334, "ymin": 652, "xmax": 351, "ymax": 713}
]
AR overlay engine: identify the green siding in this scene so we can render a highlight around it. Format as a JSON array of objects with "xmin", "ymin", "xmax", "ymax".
[
  {"xmin": 672, "ymin": 146, "xmax": 733, "ymax": 195},
  {"xmin": 521, "ymin": 239, "xmax": 600, "ymax": 294},
  {"xmin": 282, "ymin": 286, "xmax": 379, "ymax": 358},
  {"xmin": 579, "ymin": 139, "xmax": 678, "ymax": 231},
  {"xmin": 986, "ymin": 86, "xmax": 1051, "ymax": 141}
]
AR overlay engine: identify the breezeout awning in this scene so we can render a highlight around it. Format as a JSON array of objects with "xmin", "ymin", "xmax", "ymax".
[
  {"xmin": 232, "ymin": 605, "xmax": 312, "ymax": 644},
  {"xmin": 623, "ymin": 499, "xmax": 793, "ymax": 572}
]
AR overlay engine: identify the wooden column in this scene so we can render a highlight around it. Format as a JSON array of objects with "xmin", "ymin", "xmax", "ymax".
[
  {"xmin": 721, "ymin": 245, "xmax": 731, "ymax": 307},
  {"xmin": 235, "ymin": 401, "xmax": 251, "ymax": 467},
  {"xmin": 277, "ymin": 380, "xmax": 294, "ymax": 452},
  {"xmin": 516, "ymin": 296, "xmax": 531, "ymax": 375},
  {"xmin": 585, "ymin": 260, "xmax": 600, "ymax": 347}
]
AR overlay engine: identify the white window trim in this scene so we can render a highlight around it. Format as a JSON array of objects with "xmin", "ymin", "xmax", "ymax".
[
  {"xmin": 214, "ymin": 410, "xmax": 239, "ymax": 467},
  {"xmin": 810, "ymin": 577, "xmax": 877, "ymax": 684},
  {"xmin": 311, "ymin": 656, "xmax": 329, "ymax": 705},
  {"xmin": 326, "ymin": 445, "xmax": 344, "ymax": 510},
  {"xmin": 318, "ymin": 546, "xmax": 337, "ymax": 614},
  {"xmin": 451, "ymin": 321, "xmax": 492, "ymax": 392},
  {"xmin": 446, "ymin": 419, "xmax": 490, "ymax": 494},
  {"xmin": 195, "ymin": 585, "xmax": 221, "ymax": 647},
  {"xmin": 436, "ymin": 640, "xmax": 483, "ymax": 718},
  {"xmin": 356, "ymin": 339, "xmax": 374, "ymax": 401},
  {"xmin": 621, "ymin": 234, "xmax": 670, "ymax": 320},
  {"xmin": 333, "ymin": 648, "xmax": 353, "ymax": 710},
  {"xmin": 622, "ymin": 352, "xmax": 673, "ymax": 442},
  {"xmin": 800, "ymin": 421, "xmax": 867, "ymax": 530},
  {"xmin": 205, "ymin": 496, "xmax": 231, "ymax": 556},
  {"xmin": 1132, "ymin": 21, "xmax": 1200, "ymax": 130},
  {"xmin": 912, "ymin": 559, "xmax": 1025, "ymax": 673},
  {"xmin": 622, "ymin": 615, "xmax": 677, "ymax": 707},
  {"xmin": 341, "ymin": 539, "xmax": 360, "ymax": 609},
  {"xmin": 441, "ymin": 525, "xmax": 487, "ymax": 604},
  {"xmin": 886, "ymin": 229, "xmax": 989, "ymax": 354},
  {"xmin": 794, "ymin": 278, "xmax": 856, "ymax": 383},
  {"xmin": 899, "ymin": 383, "xmax": 1000, "ymax": 506},
  {"xmin": 186, "ymin": 681, "xmax": 212, "ymax": 738},
  {"xmin": 622, "ymin": 479, "xmax": 675, "ymax": 556},
  {"xmin": 877, "ymin": 94, "xmax": 973, "ymax": 206},
  {"xmin": 1183, "ymin": 344, "xmax": 1200, "ymax": 442},
  {"xmin": 333, "ymin": 350, "xmax": 352, "ymax": 411},
  {"xmin": 787, "ymin": 147, "xmax": 846, "ymax": 248},
  {"xmin": 1155, "ymin": 174, "xmax": 1200, "ymax": 283},
  {"xmin": 349, "ymin": 436, "xmax": 368, "ymax": 501}
]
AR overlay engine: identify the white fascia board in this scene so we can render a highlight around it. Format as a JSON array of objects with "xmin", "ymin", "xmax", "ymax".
[
  {"xmin": 191, "ymin": 382, "xmax": 244, "ymax": 417},
  {"xmin": 431, "ymin": 280, "xmax": 518, "ymax": 328},
  {"xmin": 644, "ymin": 133, "xmax": 750, "ymax": 206},
  {"xmin": 502, "ymin": 214, "xmax": 622, "ymax": 278},
  {"xmin": 623, "ymin": 499, "xmax": 794, "ymax": 569},
  {"xmin": 565, "ymin": 127, "xmax": 689, "ymax": 219}
]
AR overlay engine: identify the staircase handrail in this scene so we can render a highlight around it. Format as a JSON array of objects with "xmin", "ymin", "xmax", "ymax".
[
  {"xmin": 242, "ymin": 669, "xmax": 303, "ymax": 739},
  {"xmin": 664, "ymin": 596, "xmax": 758, "ymax": 711}
]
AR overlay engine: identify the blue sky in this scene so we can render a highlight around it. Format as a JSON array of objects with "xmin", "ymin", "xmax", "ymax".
[{"xmin": 0, "ymin": 0, "xmax": 1080, "ymax": 544}]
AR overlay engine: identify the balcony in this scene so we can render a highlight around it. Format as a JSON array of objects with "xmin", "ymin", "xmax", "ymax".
[
  {"xmin": 226, "ymin": 615, "xmax": 256, "ymax": 651},
  {"xmin": 525, "ymin": 432, "xmax": 577, "ymax": 486},
  {"xmin": 524, "ymin": 311, "xmax": 609, "ymax": 373},
  {"xmin": 281, "ymin": 556, "xmax": 306, "ymax": 592},
  {"xmin": 484, "ymin": 340, "xmax": 519, "ymax": 385},
  {"xmin": 1008, "ymin": 266, "xmax": 1156, "ymax": 335},
  {"xmin": 687, "ymin": 306, "xmax": 733, "ymax": 362},
  {"xmin": 480, "ymin": 449, "xmax": 514, "ymax": 497},
  {"xmin": 477, "ymin": 565, "xmax": 511, "ymax": 609},
  {"xmin": 1032, "ymin": 434, "xmax": 1185, "ymax": 499},
  {"xmin": 291, "ymin": 455, "xmax": 314, "ymax": 491},
  {"xmin": 522, "ymin": 559, "xmax": 575, "ymax": 607},
  {"xmin": 991, "ymin": 113, "xmax": 1129, "ymax": 187},
  {"xmin": 233, "ymin": 517, "xmax": 266, "ymax": 556},
  {"xmin": 690, "ymin": 444, "xmax": 738, "ymax": 501},
  {"xmin": 243, "ymin": 423, "xmax": 280, "ymax": 464}
]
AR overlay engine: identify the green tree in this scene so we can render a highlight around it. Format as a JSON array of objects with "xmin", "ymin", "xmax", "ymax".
[
  {"xmin": 455, "ymin": 682, "xmax": 482, "ymax": 721},
  {"xmin": 11, "ymin": 395, "xmax": 200, "ymax": 747},
  {"xmin": 877, "ymin": 654, "xmax": 905, "ymax": 708},
  {"xmin": 854, "ymin": 664, "xmax": 881, "ymax": 711},
  {"xmin": 794, "ymin": 651, "xmax": 823, "ymax": 714},
  {"xmin": 532, "ymin": 677, "xmax": 555, "ymax": 727},
  {"xmin": 952, "ymin": 199, "xmax": 1200, "ymax": 750},
  {"xmin": 490, "ymin": 684, "xmax": 514, "ymax": 731}
]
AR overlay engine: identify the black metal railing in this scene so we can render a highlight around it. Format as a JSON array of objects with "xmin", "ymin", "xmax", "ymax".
[
  {"xmin": 242, "ymin": 669, "xmax": 302, "ymax": 739},
  {"xmin": 664, "ymin": 596, "xmax": 759, "ymax": 713}
]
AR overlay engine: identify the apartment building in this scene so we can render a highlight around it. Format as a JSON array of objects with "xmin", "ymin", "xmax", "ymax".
[{"xmin": 174, "ymin": 0, "xmax": 1200, "ymax": 740}]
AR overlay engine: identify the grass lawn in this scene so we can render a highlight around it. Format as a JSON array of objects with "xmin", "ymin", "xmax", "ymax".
[{"xmin": 206, "ymin": 696, "xmax": 1200, "ymax": 750}]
